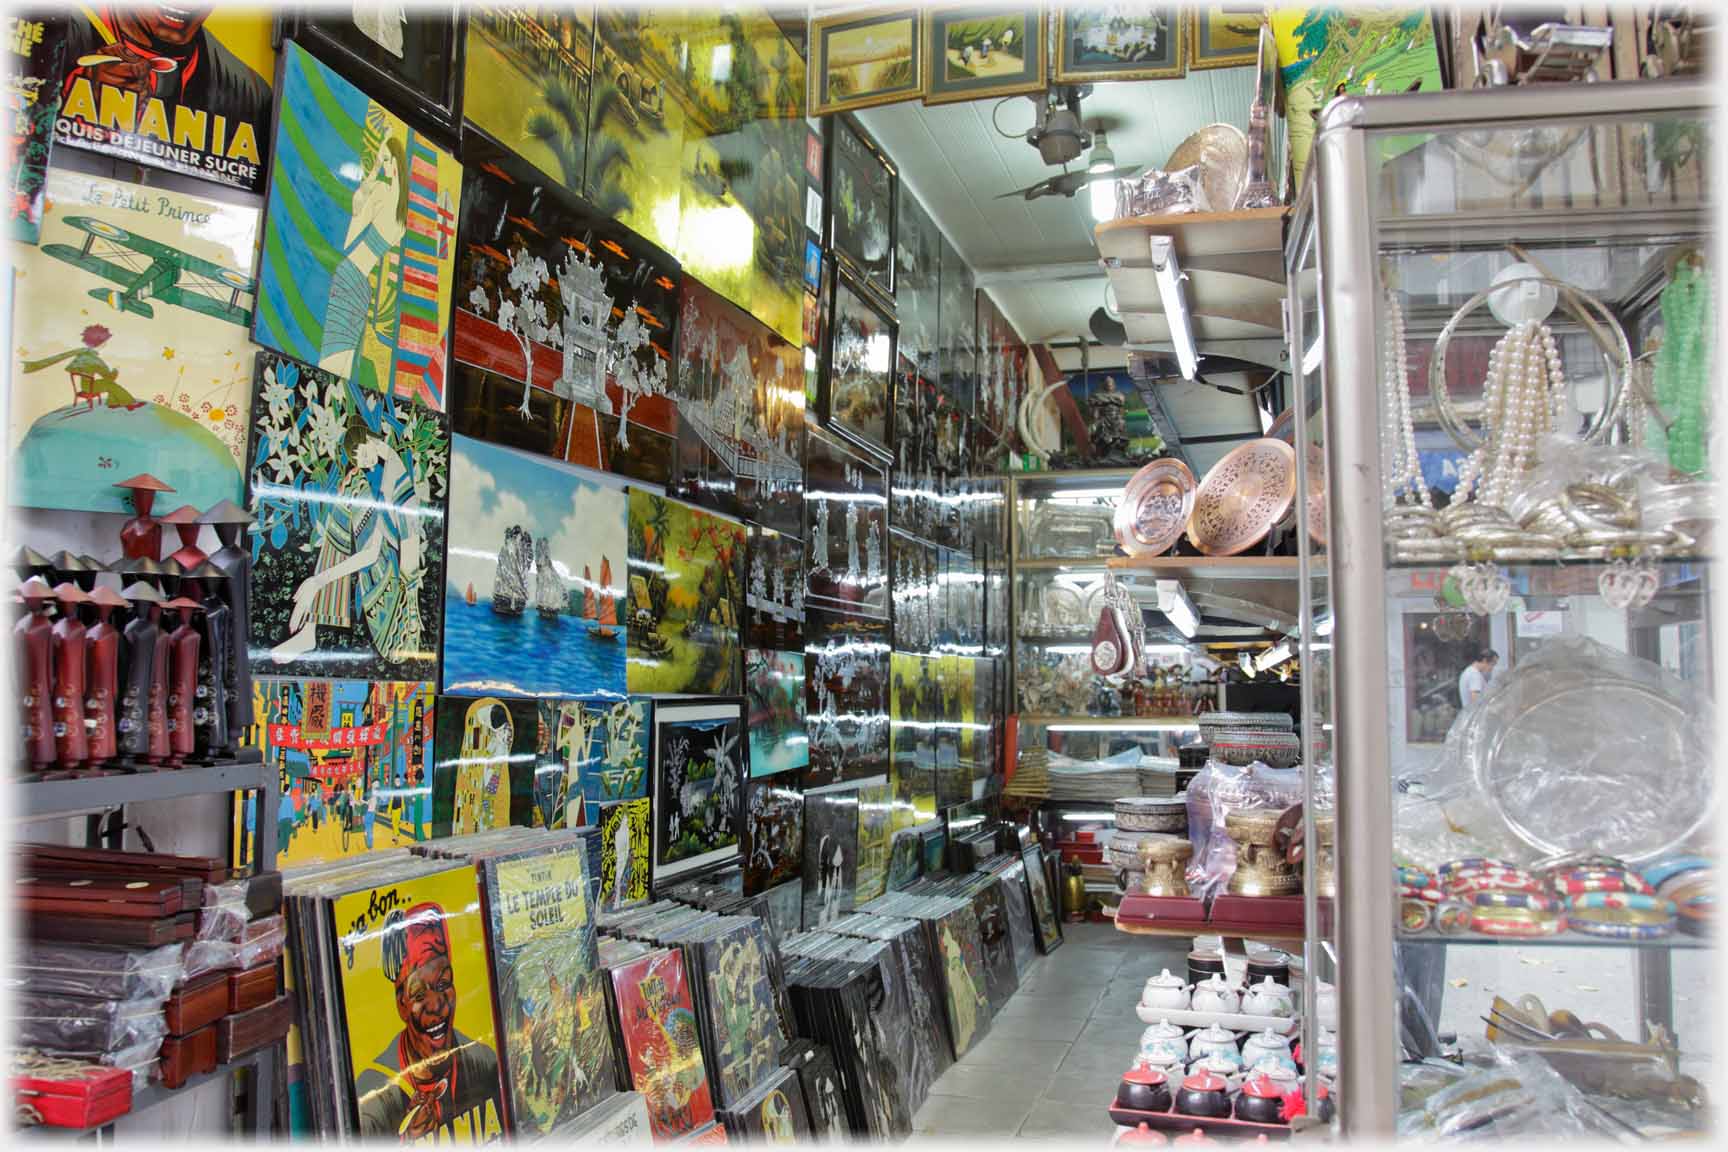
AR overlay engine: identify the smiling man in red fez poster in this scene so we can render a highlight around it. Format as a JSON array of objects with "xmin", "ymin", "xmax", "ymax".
[{"xmin": 356, "ymin": 902, "xmax": 503, "ymax": 1141}]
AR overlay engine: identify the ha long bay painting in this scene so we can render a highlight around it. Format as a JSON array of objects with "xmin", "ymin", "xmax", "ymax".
[{"xmin": 443, "ymin": 434, "xmax": 629, "ymax": 698}]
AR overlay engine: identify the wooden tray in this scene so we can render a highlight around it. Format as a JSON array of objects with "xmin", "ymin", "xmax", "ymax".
[
  {"xmin": 18, "ymin": 843, "xmax": 227, "ymax": 883},
  {"xmin": 1108, "ymin": 1103, "xmax": 1293, "ymax": 1139},
  {"xmin": 26, "ymin": 911, "xmax": 194, "ymax": 945},
  {"xmin": 217, "ymin": 994, "xmax": 293, "ymax": 1063},
  {"xmin": 1132, "ymin": 1004, "xmax": 1302, "ymax": 1036}
]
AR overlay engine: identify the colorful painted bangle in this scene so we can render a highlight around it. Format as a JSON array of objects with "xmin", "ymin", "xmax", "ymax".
[
  {"xmin": 1469, "ymin": 907, "xmax": 1566, "ymax": 937},
  {"xmin": 1657, "ymin": 872, "xmax": 1713, "ymax": 903},
  {"xmin": 1640, "ymin": 856, "xmax": 1712, "ymax": 891},
  {"xmin": 1399, "ymin": 884, "xmax": 1446, "ymax": 904},
  {"xmin": 1446, "ymin": 875, "xmax": 1544, "ymax": 899},
  {"xmin": 1401, "ymin": 899, "xmax": 1434, "ymax": 932},
  {"xmin": 1469, "ymin": 889, "xmax": 1560, "ymax": 913},
  {"xmin": 1568, "ymin": 891, "xmax": 1673, "ymax": 915},
  {"xmin": 1439, "ymin": 857, "xmax": 1518, "ymax": 877},
  {"xmin": 1566, "ymin": 905, "xmax": 1673, "ymax": 939},
  {"xmin": 1435, "ymin": 901, "xmax": 1472, "ymax": 934},
  {"xmin": 1551, "ymin": 869, "xmax": 1653, "ymax": 897},
  {"xmin": 1397, "ymin": 865, "xmax": 1436, "ymax": 889}
]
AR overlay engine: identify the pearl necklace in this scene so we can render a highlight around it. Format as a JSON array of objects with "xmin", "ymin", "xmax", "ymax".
[
  {"xmin": 1382, "ymin": 288, "xmax": 1430, "ymax": 509},
  {"xmin": 1454, "ymin": 318, "xmax": 1567, "ymax": 511}
]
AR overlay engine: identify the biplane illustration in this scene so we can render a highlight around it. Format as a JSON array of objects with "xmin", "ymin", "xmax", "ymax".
[{"xmin": 42, "ymin": 216, "xmax": 255, "ymax": 327}]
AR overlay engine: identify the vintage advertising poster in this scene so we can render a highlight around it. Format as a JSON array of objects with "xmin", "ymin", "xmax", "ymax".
[
  {"xmin": 673, "ymin": 9, "xmax": 806, "ymax": 347},
  {"xmin": 7, "ymin": 12, "xmax": 65, "ymax": 243},
  {"xmin": 586, "ymin": 9, "xmax": 690, "ymax": 258},
  {"xmin": 804, "ymin": 609, "xmax": 889, "ymax": 788},
  {"xmin": 10, "ymin": 167, "xmax": 257, "ymax": 513},
  {"xmin": 52, "ymin": 9, "xmax": 273, "ymax": 192},
  {"xmin": 331, "ymin": 866, "xmax": 505, "ymax": 1141},
  {"xmin": 670, "ymin": 275, "xmax": 805, "ymax": 533},
  {"xmin": 610, "ymin": 947, "xmax": 715, "ymax": 1141},
  {"xmin": 597, "ymin": 797, "xmax": 652, "ymax": 911},
  {"xmin": 743, "ymin": 778, "xmax": 803, "ymax": 895},
  {"xmin": 453, "ymin": 141, "xmax": 681, "ymax": 468},
  {"xmin": 852, "ymin": 781, "xmax": 894, "ymax": 905},
  {"xmin": 698, "ymin": 919, "xmax": 783, "ymax": 1108},
  {"xmin": 625, "ymin": 490, "xmax": 745, "ymax": 696},
  {"xmin": 247, "ymin": 678, "xmax": 435, "ymax": 869},
  {"xmin": 443, "ymin": 436, "xmax": 629, "ymax": 698},
  {"xmin": 247, "ymin": 352, "xmax": 448, "ymax": 682},
  {"xmin": 800, "ymin": 787, "xmax": 857, "ymax": 929},
  {"xmin": 479, "ymin": 842, "xmax": 610, "ymax": 1136},
  {"xmin": 746, "ymin": 649, "xmax": 807, "ymax": 779},
  {"xmin": 254, "ymin": 42, "xmax": 460, "ymax": 413},
  {"xmin": 803, "ymin": 427, "xmax": 889, "ymax": 618},
  {"xmin": 745, "ymin": 526, "xmax": 805, "ymax": 652},
  {"xmin": 463, "ymin": 7, "xmax": 595, "ymax": 194},
  {"xmin": 431, "ymin": 695, "xmax": 540, "ymax": 837},
  {"xmin": 650, "ymin": 700, "xmax": 745, "ymax": 883}
]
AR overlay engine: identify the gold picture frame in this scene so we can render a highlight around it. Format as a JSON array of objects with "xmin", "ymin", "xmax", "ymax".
[
  {"xmin": 922, "ymin": 7, "xmax": 1047, "ymax": 106},
  {"xmin": 811, "ymin": 7, "xmax": 925, "ymax": 116},
  {"xmin": 1188, "ymin": 6, "xmax": 1264, "ymax": 71},
  {"xmin": 1053, "ymin": 7, "xmax": 1185, "ymax": 83}
]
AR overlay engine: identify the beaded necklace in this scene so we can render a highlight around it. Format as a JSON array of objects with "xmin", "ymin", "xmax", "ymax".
[{"xmin": 1652, "ymin": 258, "xmax": 1711, "ymax": 475}]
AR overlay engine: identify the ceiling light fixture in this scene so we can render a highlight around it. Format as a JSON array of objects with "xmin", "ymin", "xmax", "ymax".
[
  {"xmin": 1255, "ymin": 640, "xmax": 1294, "ymax": 673},
  {"xmin": 1149, "ymin": 235, "xmax": 1198, "ymax": 380},
  {"xmin": 1154, "ymin": 579, "xmax": 1199, "ymax": 639},
  {"xmin": 1087, "ymin": 128, "xmax": 1116, "ymax": 174}
]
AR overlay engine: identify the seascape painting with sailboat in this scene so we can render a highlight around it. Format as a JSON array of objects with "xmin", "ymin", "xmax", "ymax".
[{"xmin": 443, "ymin": 434, "xmax": 629, "ymax": 698}]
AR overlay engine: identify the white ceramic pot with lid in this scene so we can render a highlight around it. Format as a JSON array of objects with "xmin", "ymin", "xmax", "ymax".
[
  {"xmin": 1138, "ymin": 1018, "xmax": 1188, "ymax": 1064},
  {"xmin": 1141, "ymin": 968, "xmax": 1191, "ymax": 1012},
  {"xmin": 1187, "ymin": 1023, "xmax": 1241, "ymax": 1066},
  {"xmin": 1240, "ymin": 1028, "xmax": 1295, "ymax": 1072},
  {"xmin": 1241, "ymin": 976, "xmax": 1294, "ymax": 1018},
  {"xmin": 1189, "ymin": 973, "xmax": 1241, "ymax": 1015}
]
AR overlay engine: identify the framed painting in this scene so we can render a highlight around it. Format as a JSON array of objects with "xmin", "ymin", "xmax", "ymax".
[
  {"xmin": 565, "ymin": 697, "xmax": 652, "ymax": 811},
  {"xmin": 430, "ymin": 694, "xmax": 539, "ymax": 837},
  {"xmin": 803, "ymin": 427, "xmax": 890, "ymax": 619},
  {"xmin": 801, "ymin": 787, "xmax": 858, "ymax": 928},
  {"xmin": 1189, "ymin": 5, "xmax": 1263, "ymax": 70},
  {"xmin": 608, "ymin": 947, "xmax": 715, "ymax": 1140},
  {"xmin": 746, "ymin": 649, "xmax": 808, "ymax": 779},
  {"xmin": 931, "ymin": 902, "xmax": 991, "ymax": 1059},
  {"xmin": 670, "ymin": 275, "xmax": 805, "ymax": 533},
  {"xmin": 650, "ymin": 699, "xmax": 747, "ymax": 884},
  {"xmin": 890, "ymin": 531, "xmax": 940, "ymax": 654},
  {"xmin": 826, "ymin": 114, "xmax": 896, "ymax": 300},
  {"xmin": 936, "ymin": 233, "xmax": 977, "ymax": 416},
  {"xmin": 243, "ymin": 678, "xmax": 434, "ymax": 869},
  {"xmin": 1021, "ymin": 844, "xmax": 1064, "ymax": 953},
  {"xmin": 743, "ymin": 777, "xmax": 804, "ymax": 894},
  {"xmin": 10, "ymin": 168, "xmax": 258, "ymax": 514},
  {"xmin": 54, "ymin": 10, "xmax": 274, "ymax": 193},
  {"xmin": 727, "ymin": 1067, "xmax": 808, "ymax": 1140},
  {"xmin": 246, "ymin": 353, "xmax": 447, "ymax": 682},
  {"xmin": 254, "ymin": 42, "xmax": 462, "ymax": 413},
  {"xmin": 923, "ymin": 8, "xmax": 1046, "ymax": 105},
  {"xmin": 1054, "ymin": 7, "xmax": 1185, "ymax": 83},
  {"xmin": 804, "ymin": 609, "xmax": 890, "ymax": 788},
  {"xmin": 596, "ymin": 796, "xmax": 652, "ymax": 912},
  {"xmin": 673, "ymin": 8, "xmax": 806, "ymax": 347},
  {"xmin": 803, "ymin": 238, "xmax": 822, "ymax": 291},
  {"xmin": 811, "ymin": 8, "xmax": 923, "ymax": 115},
  {"xmin": 285, "ymin": 9, "xmax": 463, "ymax": 136},
  {"xmin": 695, "ymin": 919, "xmax": 784, "ymax": 1108},
  {"xmin": 453, "ymin": 138, "xmax": 681, "ymax": 465},
  {"xmin": 745, "ymin": 526, "xmax": 805, "ymax": 652},
  {"xmin": 442, "ymin": 435, "xmax": 629, "ymax": 698},
  {"xmin": 822, "ymin": 270, "xmax": 897, "ymax": 457},
  {"xmin": 889, "ymin": 652, "xmax": 938, "ymax": 822},
  {"xmin": 327, "ymin": 864, "xmax": 506, "ymax": 1140},
  {"xmin": 895, "ymin": 189, "xmax": 940, "ymax": 371},
  {"xmin": 462, "ymin": 6, "xmax": 597, "ymax": 194},
  {"xmin": 625, "ymin": 489, "xmax": 746, "ymax": 695},
  {"xmin": 586, "ymin": 9, "xmax": 689, "ymax": 258},
  {"xmin": 7, "ymin": 11, "xmax": 66, "ymax": 242},
  {"xmin": 852, "ymin": 781, "xmax": 895, "ymax": 905}
]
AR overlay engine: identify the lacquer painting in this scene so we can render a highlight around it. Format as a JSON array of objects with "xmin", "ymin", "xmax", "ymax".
[
  {"xmin": 801, "ymin": 787, "xmax": 858, "ymax": 928},
  {"xmin": 937, "ymin": 233, "xmax": 976, "ymax": 416},
  {"xmin": 827, "ymin": 115, "xmax": 895, "ymax": 298},
  {"xmin": 585, "ymin": 9, "xmax": 690, "ymax": 258},
  {"xmin": 625, "ymin": 490, "xmax": 745, "ymax": 696},
  {"xmin": 804, "ymin": 609, "xmax": 890, "ymax": 788},
  {"xmin": 810, "ymin": 10, "xmax": 923, "ymax": 117},
  {"xmin": 247, "ymin": 352, "xmax": 447, "ymax": 682},
  {"xmin": 671, "ymin": 275, "xmax": 805, "ymax": 532},
  {"xmin": 463, "ymin": 6, "xmax": 597, "ymax": 193},
  {"xmin": 743, "ymin": 777, "xmax": 804, "ymax": 894},
  {"xmin": 597, "ymin": 796, "xmax": 652, "ymax": 911},
  {"xmin": 823, "ymin": 271, "xmax": 895, "ymax": 456},
  {"xmin": 803, "ymin": 427, "xmax": 889, "ymax": 619},
  {"xmin": 10, "ymin": 168, "xmax": 258, "ymax": 513},
  {"xmin": 889, "ymin": 652, "xmax": 938, "ymax": 822},
  {"xmin": 294, "ymin": 9, "xmax": 463, "ymax": 128},
  {"xmin": 745, "ymin": 526, "xmax": 805, "ymax": 652},
  {"xmin": 853, "ymin": 781, "xmax": 894, "ymax": 905},
  {"xmin": 430, "ymin": 694, "xmax": 540, "ymax": 837},
  {"xmin": 895, "ymin": 189, "xmax": 940, "ymax": 372},
  {"xmin": 442, "ymin": 435, "xmax": 628, "ymax": 698},
  {"xmin": 254, "ymin": 42, "xmax": 461, "ymax": 412},
  {"xmin": 746, "ymin": 648, "xmax": 808, "ymax": 778},
  {"xmin": 563, "ymin": 697, "xmax": 652, "ymax": 813},
  {"xmin": 651, "ymin": 700, "xmax": 746, "ymax": 883}
]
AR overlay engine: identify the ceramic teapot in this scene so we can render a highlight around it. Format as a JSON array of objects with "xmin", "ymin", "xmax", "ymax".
[
  {"xmin": 1139, "ymin": 1018, "xmax": 1188, "ymax": 1065},
  {"xmin": 1116, "ymin": 1059, "xmax": 1174, "ymax": 1113},
  {"xmin": 1141, "ymin": 968, "xmax": 1190, "ymax": 1012},
  {"xmin": 1187, "ymin": 1023, "xmax": 1241, "ymax": 1067},
  {"xmin": 1240, "ymin": 1028, "xmax": 1295, "ymax": 1073},
  {"xmin": 1189, "ymin": 973, "xmax": 1241, "ymax": 1015},
  {"xmin": 1241, "ymin": 976, "xmax": 1294, "ymax": 1018}
]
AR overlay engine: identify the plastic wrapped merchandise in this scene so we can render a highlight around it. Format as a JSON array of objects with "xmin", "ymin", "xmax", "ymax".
[
  {"xmin": 195, "ymin": 881, "xmax": 250, "ymax": 944},
  {"xmin": 1397, "ymin": 1045, "xmax": 1644, "ymax": 1140},
  {"xmin": 1437, "ymin": 635, "xmax": 1713, "ymax": 866},
  {"xmin": 182, "ymin": 912, "xmax": 287, "ymax": 980},
  {"xmin": 6, "ymin": 943, "xmax": 185, "ymax": 1002},
  {"xmin": 1115, "ymin": 165, "xmax": 1209, "ymax": 218},
  {"xmin": 10, "ymin": 991, "xmax": 170, "ymax": 1054},
  {"xmin": 1183, "ymin": 761, "xmax": 1304, "ymax": 901}
]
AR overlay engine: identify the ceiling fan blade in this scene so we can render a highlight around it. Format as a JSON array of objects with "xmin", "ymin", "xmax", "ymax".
[{"xmin": 1194, "ymin": 372, "xmax": 1245, "ymax": 396}]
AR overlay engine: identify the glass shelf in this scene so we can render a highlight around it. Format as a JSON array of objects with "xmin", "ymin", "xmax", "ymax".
[{"xmin": 1397, "ymin": 930, "xmax": 1711, "ymax": 950}]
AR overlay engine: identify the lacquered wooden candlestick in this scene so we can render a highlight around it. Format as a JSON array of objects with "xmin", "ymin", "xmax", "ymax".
[
  {"xmin": 85, "ymin": 586, "xmax": 126, "ymax": 766},
  {"xmin": 119, "ymin": 581, "xmax": 168, "ymax": 764},
  {"xmin": 202, "ymin": 500, "xmax": 254, "ymax": 741},
  {"xmin": 162, "ymin": 505, "xmax": 209, "ymax": 570},
  {"xmin": 17, "ymin": 577, "xmax": 57, "ymax": 769},
  {"xmin": 115, "ymin": 474, "xmax": 175, "ymax": 561},
  {"xmin": 50, "ymin": 583, "xmax": 91, "ymax": 769},
  {"xmin": 163, "ymin": 596, "xmax": 202, "ymax": 766}
]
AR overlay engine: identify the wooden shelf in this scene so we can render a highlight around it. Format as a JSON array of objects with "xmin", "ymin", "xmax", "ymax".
[
  {"xmin": 1105, "ymin": 553, "xmax": 1302, "ymax": 579},
  {"xmin": 1096, "ymin": 207, "xmax": 1289, "ymax": 262}
]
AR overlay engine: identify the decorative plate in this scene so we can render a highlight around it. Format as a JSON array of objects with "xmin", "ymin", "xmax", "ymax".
[
  {"xmin": 1187, "ymin": 439, "xmax": 1297, "ymax": 557},
  {"xmin": 1165, "ymin": 123, "xmax": 1249, "ymax": 214},
  {"xmin": 1306, "ymin": 443, "xmax": 1328, "ymax": 547},
  {"xmin": 1115, "ymin": 458, "xmax": 1197, "ymax": 557}
]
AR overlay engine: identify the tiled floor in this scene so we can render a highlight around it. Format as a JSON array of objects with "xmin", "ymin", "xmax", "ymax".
[{"xmin": 912, "ymin": 922, "xmax": 1188, "ymax": 1142}]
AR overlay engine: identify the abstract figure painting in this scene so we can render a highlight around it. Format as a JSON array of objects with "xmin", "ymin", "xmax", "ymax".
[
  {"xmin": 626, "ymin": 490, "xmax": 745, "ymax": 696},
  {"xmin": 696, "ymin": 919, "xmax": 784, "ymax": 1108},
  {"xmin": 822, "ymin": 271, "xmax": 896, "ymax": 455},
  {"xmin": 746, "ymin": 649, "xmax": 808, "ymax": 779},
  {"xmin": 805, "ymin": 609, "xmax": 890, "ymax": 788},
  {"xmin": 801, "ymin": 788, "xmax": 858, "ymax": 929},
  {"xmin": 443, "ymin": 436, "xmax": 628, "ymax": 699},
  {"xmin": 247, "ymin": 353, "xmax": 448, "ymax": 682},
  {"xmin": 597, "ymin": 797, "xmax": 652, "ymax": 911},
  {"xmin": 650, "ymin": 700, "xmax": 746, "ymax": 883},
  {"xmin": 743, "ymin": 777, "xmax": 804, "ymax": 895},
  {"xmin": 803, "ymin": 428, "xmax": 889, "ymax": 619},
  {"xmin": 671, "ymin": 275, "xmax": 805, "ymax": 533},
  {"xmin": 463, "ymin": 7, "xmax": 596, "ymax": 193},
  {"xmin": 10, "ymin": 168, "xmax": 258, "ymax": 514},
  {"xmin": 562, "ymin": 697, "xmax": 652, "ymax": 815},
  {"xmin": 254, "ymin": 42, "xmax": 461, "ymax": 413},
  {"xmin": 431, "ymin": 695, "xmax": 539, "ymax": 837}
]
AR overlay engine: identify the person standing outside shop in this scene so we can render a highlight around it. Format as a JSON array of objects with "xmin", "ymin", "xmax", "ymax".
[{"xmin": 1458, "ymin": 648, "xmax": 1498, "ymax": 709}]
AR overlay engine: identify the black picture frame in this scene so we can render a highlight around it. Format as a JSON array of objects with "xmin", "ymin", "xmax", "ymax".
[
  {"xmin": 825, "ymin": 113, "xmax": 897, "ymax": 303},
  {"xmin": 649, "ymin": 696, "xmax": 749, "ymax": 885},
  {"xmin": 821, "ymin": 268, "xmax": 898, "ymax": 459},
  {"xmin": 278, "ymin": 9, "xmax": 464, "ymax": 142}
]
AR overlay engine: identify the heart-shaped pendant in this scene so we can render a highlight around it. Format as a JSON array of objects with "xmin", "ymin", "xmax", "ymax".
[{"xmin": 1598, "ymin": 558, "xmax": 1640, "ymax": 610}]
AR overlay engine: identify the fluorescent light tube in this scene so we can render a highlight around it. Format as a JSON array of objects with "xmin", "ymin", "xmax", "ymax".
[{"xmin": 1149, "ymin": 235, "xmax": 1197, "ymax": 380}]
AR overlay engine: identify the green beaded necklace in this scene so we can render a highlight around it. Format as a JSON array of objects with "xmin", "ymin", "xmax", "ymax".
[{"xmin": 1651, "ymin": 258, "xmax": 1711, "ymax": 475}]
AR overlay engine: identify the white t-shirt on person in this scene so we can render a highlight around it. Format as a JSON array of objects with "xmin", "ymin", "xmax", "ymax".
[{"xmin": 1458, "ymin": 664, "xmax": 1489, "ymax": 708}]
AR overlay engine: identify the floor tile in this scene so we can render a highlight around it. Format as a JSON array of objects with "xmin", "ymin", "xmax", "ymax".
[
  {"xmin": 959, "ymin": 1036, "xmax": 1074, "ymax": 1070},
  {"xmin": 914, "ymin": 1093, "xmax": 1036, "ymax": 1137},
  {"xmin": 1017, "ymin": 1096, "xmax": 1118, "ymax": 1139},
  {"xmin": 985, "ymin": 1015, "xmax": 1090, "ymax": 1043},
  {"xmin": 921, "ymin": 1060, "xmax": 1057, "ymax": 1102},
  {"xmin": 1041, "ymin": 1067, "xmax": 1122, "ymax": 1105}
]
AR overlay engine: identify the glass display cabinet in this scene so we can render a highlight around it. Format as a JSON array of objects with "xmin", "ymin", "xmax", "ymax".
[{"xmin": 1296, "ymin": 81, "xmax": 1713, "ymax": 1138}]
